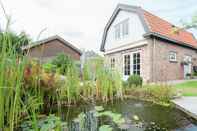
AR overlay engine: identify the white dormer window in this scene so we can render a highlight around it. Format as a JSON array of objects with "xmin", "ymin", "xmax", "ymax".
[
  {"xmin": 122, "ymin": 19, "xmax": 129, "ymax": 36},
  {"xmin": 115, "ymin": 24, "xmax": 121, "ymax": 40},
  {"xmin": 114, "ymin": 19, "xmax": 129, "ymax": 40}
]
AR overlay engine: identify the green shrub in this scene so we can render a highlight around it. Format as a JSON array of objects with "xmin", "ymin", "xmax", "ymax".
[
  {"xmin": 124, "ymin": 84, "xmax": 175, "ymax": 105},
  {"xmin": 43, "ymin": 62, "xmax": 57, "ymax": 73},
  {"xmin": 51, "ymin": 53, "xmax": 74, "ymax": 75},
  {"xmin": 143, "ymin": 85, "xmax": 174, "ymax": 104},
  {"xmin": 192, "ymin": 72, "xmax": 197, "ymax": 76},
  {"xmin": 127, "ymin": 75, "xmax": 143, "ymax": 87}
]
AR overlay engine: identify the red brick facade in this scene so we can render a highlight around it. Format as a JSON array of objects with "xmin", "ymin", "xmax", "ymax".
[
  {"xmin": 26, "ymin": 39, "xmax": 81, "ymax": 62},
  {"xmin": 151, "ymin": 38, "xmax": 197, "ymax": 82}
]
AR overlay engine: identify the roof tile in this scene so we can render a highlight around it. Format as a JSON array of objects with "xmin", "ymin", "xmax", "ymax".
[{"xmin": 142, "ymin": 10, "xmax": 197, "ymax": 47}]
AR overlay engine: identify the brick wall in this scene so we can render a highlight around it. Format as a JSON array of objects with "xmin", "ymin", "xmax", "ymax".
[
  {"xmin": 27, "ymin": 39, "xmax": 81, "ymax": 62},
  {"xmin": 104, "ymin": 38, "xmax": 197, "ymax": 82},
  {"xmin": 104, "ymin": 40, "xmax": 152, "ymax": 82},
  {"xmin": 151, "ymin": 38, "xmax": 197, "ymax": 82}
]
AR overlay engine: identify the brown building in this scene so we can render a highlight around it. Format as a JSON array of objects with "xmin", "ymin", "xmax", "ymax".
[
  {"xmin": 22, "ymin": 35, "xmax": 82, "ymax": 62},
  {"xmin": 100, "ymin": 4, "xmax": 197, "ymax": 82}
]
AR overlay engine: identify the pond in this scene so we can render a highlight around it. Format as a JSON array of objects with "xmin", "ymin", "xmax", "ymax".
[{"xmin": 55, "ymin": 99, "xmax": 197, "ymax": 131}]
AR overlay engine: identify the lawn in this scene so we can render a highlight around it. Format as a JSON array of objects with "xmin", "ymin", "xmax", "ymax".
[{"xmin": 174, "ymin": 81, "xmax": 197, "ymax": 96}]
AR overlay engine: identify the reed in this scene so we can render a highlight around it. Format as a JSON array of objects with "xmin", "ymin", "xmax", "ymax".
[{"xmin": 0, "ymin": 27, "xmax": 30, "ymax": 130}]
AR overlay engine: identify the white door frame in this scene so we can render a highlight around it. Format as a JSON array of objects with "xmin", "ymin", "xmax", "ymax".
[
  {"xmin": 183, "ymin": 55, "xmax": 192, "ymax": 78},
  {"xmin": 122, "ymin": 50, "xmax": 141, "ymax": 80}
]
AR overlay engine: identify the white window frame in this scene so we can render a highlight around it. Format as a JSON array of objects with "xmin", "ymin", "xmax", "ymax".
[
  {"xmin": 122, "ymin": 19, "xmax": 129, "ymax": 37},
  {"xmin": 132, "ymin": 52, "xmax": 141, "ymax": 76},
  {"xmin": 184, "ymin": 55, "xmax": 192, "ymax": 76},
  {"xmin": 123, "ymin": 53, "xmax": 131, "ymax": 77},
  {"xmin": 184, "ymin": 55, "xmax": 192, "ymax": 63},
  {"xmin": 114, "ymin": 24, "xmax": 121, "ymax": 40},
  {"xmin": 123, "ymin": 50, "xmax": 141, "ymax": 79},
  {"xmin": 114, "ymin": 18, "xmax": 129, "ymax": 40},
  {"xmin": 169, "ymin": 51, "xmax": 177, "ymax": 62},
  {"xmin": 110, "ymin": 57, "xmax": 115, "ymax": 69}
]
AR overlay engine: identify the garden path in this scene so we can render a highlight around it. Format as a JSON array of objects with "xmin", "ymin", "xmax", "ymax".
[{"xmin": 172, "ymin": 97, "xmax": 197, "ymax": 120}]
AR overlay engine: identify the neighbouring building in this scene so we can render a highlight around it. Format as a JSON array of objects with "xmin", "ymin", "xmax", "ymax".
[
  {"xmin": 100, "ymin": 4, "xmax": 197, "ymax": 82},
  {"xmin": 22, "ymin": 35, "xmax": 82, "ymax": 62},
  {"xmin": 83, "ymin": 50, "xmax": 101, "ymax": 61}
]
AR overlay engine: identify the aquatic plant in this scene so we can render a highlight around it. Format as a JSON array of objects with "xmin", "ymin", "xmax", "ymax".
[
  {"xmin": 99, "ymin": 125, "xmax": 112, "ymax": 131},
  {"xmin": 96, "ymin": 67, "xmax": 123, "ymax": 102},
  {"xmin": 70, "ymin": 106, "xmax": 126, "ymax": 131},
  {"xmin": 124, "ymin": 84, "xmax": 175, "ymax": 105},
  {"xmin": 70, "ymin": 111, "xmax": 98, "ymax": 131},
  {"xmin": 0, "ymin": 23, "xmax": 30, "ymax": 130},
  {"xmin": 145, "ymin": 122, "xmax": 167, "ymax": 131},
  {"xmin": 62, "ymin": 65, "xmax": 80, "ymax": 104},
  {"xmin": 20, "ymin": 114, "xmax": 67, "ymax": 131},
  {"xmin": 82, "ymin": 63, "xmax": 91, "ymax": 81}
]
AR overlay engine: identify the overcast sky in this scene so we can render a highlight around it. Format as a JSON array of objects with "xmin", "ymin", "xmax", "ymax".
[{"xmin": 0, "ymin": 0, "xmax": 197, "ymax": 53}]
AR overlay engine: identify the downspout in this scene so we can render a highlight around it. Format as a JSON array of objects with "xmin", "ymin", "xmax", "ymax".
[{"xmin": 152, "ymin": 37, "xmax": 156, "ymax": 82}]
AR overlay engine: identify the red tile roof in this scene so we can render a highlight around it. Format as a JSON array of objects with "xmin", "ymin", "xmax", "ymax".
[{"xmin": 142, "ymin": 10, "xmax": 197, "ymax": 47}]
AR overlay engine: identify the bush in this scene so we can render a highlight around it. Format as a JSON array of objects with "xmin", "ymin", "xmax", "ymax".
[
  {"xmin": 127, "ymin": 75, "xmax": 143, "ymax": 87},
  {"xmin": 124, "ymin": 84, "xmax": 175, "ymax": 105},
  {"xmin": 192, "ymin": 72, "xmax": 197, "ymax": 76},
  {"xmin": 51, "ymin": 53, "xmax": 74, "ymax": 75},
  {"xmin": 43, "ymin": 62, "xmax": 57, "ymax": 73}
]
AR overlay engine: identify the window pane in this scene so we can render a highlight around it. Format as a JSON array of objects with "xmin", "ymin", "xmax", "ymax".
[
  {"xmin": 137, "ymin": 65, "xmax": 140, "ymax": 70},
  {"xmin": 133, "ymin": 53, "xmax": 136, "ymax": 58},
  {"xmin": 137, "ymin": 58, "xmax": 140, "ymax": 63},
  {"xmin": 122, "ymin": 20, "xmax": 129, "ymax": 36},
  {"xmin": 124, "ymin": 55, "xmax": 130, "ymax": 76},
  {"xmin": 133, "ymin": 65, "xmax": 136, "ymax": 70},
  {"xmin": 133, "ymin": 59, "xmax": 136, "ymax": 64},
  {"xmin": 115, "ymin": 25, "xmax": 121, "ymax": 40},
  {"xmin": 133, "ymin": 52, "xmax": 140, "ymax": 75},
  {"xmin": 137, "ymin": 53, "xmax": 140, "ymax": 58}
]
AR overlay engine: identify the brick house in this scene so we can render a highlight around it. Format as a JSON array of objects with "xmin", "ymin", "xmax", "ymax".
[
  {"xmin": 22, "ymin": 35, "xmax": 82, "ymax": 62},
  {"xmin": 100, "ymin": 4, "xmax": 197, "ymax": 82}
]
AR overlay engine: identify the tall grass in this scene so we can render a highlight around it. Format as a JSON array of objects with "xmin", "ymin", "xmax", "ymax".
[
  {"xmin": 82, "ymin": 57, "xmax": 124, "ymax": 102},
  {"xmin": 0, "ymin": 14, "xmax": 43, "ymax": 130},
  {"xmin": 0, "ymin": 19, "xmax": 123, "ymax": 130},
  {"xmin": 0, "ymin": 26, "xmax": 29, "ymax": 130}
]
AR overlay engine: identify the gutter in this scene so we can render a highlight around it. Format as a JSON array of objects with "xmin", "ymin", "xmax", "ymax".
[{"xmin": 152, "ymin": 37, "xmax": 156, "ymax": 82}]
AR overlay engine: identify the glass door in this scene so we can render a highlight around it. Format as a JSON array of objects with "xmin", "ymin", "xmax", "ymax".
[
  {"xmin": 133, "ymin": 52, "xmax": 140, "ymax": 75},
  {"xmin": 123, "ymin": 51, "xmax": 141, "ymax": 80}
]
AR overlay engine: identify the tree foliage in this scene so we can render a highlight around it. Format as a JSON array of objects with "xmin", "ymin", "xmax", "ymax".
[
  {"xmin": 0, "ymin": 31, "xmax": 31, "ymax": 54},
  {"xmin": 51, "ymin": 53, "xmax": 74, "ymax": 75}
]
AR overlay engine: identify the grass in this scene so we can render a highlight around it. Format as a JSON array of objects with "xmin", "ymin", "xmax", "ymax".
[{"xmin": 174, "ymin": 81, "xmax": 197, "ymax": 96}]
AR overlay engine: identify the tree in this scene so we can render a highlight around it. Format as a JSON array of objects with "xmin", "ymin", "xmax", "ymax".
[
  {"xmin": 172, "ymin": 13, "xmax": 197, "ymax": 34},
  {"xmin": 51, "ymin": 53, "xmax": 74, "ymax": 75},
  {"xmin": 0, "ymin": 31, "xmax": 31, "ymax": 54}
]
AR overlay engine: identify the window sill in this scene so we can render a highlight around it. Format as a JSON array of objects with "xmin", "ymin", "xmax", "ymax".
[{"xmin": 169, "ymin": 60, "xmax": 178, "ymax": 63}]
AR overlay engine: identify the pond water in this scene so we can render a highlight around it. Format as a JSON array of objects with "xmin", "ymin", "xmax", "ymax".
[{"xmin": 55, "ymin": 99, "xmax": 197, "ymax": 131}]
